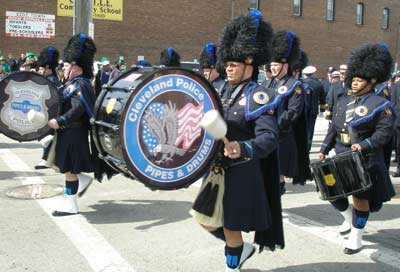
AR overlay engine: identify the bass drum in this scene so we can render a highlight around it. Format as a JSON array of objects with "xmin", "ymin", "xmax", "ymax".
[
  {"xmin": 0, "ymin": 71, "xmax": 60, "ymax": 141},
  {"xmin": 92, "ymin": 67, "xmax": 222, "ymax": 190}
]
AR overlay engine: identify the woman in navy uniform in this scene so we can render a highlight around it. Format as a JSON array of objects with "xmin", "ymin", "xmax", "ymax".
[
  {"xmin": 48, "ymin": 33, "xmax": 97, "ymax": 216},
  {"xmin": 195, "ymin": 10, "xmax": 284, "ymax": 272},
  {"xmin": 319, "ymin": 44, "xmax": 396, "ymax": 254}
]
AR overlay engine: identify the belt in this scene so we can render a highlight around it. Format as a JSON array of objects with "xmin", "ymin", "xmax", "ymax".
[{"xmin": 338, "ymin": 133, "xmax": 351, "ymax": 144}]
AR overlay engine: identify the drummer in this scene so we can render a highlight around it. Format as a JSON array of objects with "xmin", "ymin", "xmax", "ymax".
[
  {"xmin": 195, "ymin": 10, "xmax": 284, "ymax": 271},
  {"xmin": 319, "ymin": 44, "xmax": 396, "ymax": 254},
  {"xmin": 199, "ymin": 42, "xmax": 225, "ymax": 90},
  {"xmin": 48, "ymin": 33, "xmax": 97, "ymax": 216}
]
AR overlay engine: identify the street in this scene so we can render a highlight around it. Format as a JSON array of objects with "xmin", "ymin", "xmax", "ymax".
[{"xmin": 0, "ymin": 116, "xmax": 399, "ymax": 272}]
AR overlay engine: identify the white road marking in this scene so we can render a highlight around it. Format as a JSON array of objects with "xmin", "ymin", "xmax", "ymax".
[{"xmin": 0, "ymin": 148, "xmax": 136, "ymax": 272}]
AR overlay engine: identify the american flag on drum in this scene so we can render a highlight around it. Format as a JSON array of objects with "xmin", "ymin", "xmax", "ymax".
[{"xmin": 175, "ymin": 102, "xmax": 204, "ymax": 150}]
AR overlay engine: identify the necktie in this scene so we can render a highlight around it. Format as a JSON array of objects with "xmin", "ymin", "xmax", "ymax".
[{"xmin": 345, "ymin": 96, "xmax": 356, "ymax": 123}]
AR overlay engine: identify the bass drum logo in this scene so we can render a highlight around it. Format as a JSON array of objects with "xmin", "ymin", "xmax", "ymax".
[{"xmin": 122, "ymin": 70, "xmax": 220, "ymax": 189}]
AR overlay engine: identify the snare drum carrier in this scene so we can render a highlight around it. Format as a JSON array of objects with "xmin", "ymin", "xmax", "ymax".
[
  {"xmin": 0, "ymin": 71, "xmax": 60, "ymax": 141},
  {"xmin": 92, "ymin": 67, "xmax": 222, "ymax": 190}
]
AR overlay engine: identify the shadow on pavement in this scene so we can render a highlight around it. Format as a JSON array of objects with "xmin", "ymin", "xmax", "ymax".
[
  {"xmin": 0, "ymin": 171, "xmax": 45, "ymax": 180},
  {"xmin": 365, "ymin": 228, "xmax": 400, "ymax": 251},
  {"xmin": 283, "ymin": 182, "xmax": 317, "ymax": 194},
  {"xmin": 285, "ymin": 203, "xmax": 400, "ymax": 228},
  {"xmin": 82, "ymin": 199, "xmax": 192, "ymax": 229},
  {"xmin": 242, "ymin": 261, "xmax": 398, "ymax": 272},
  {"xmin": 0, "ymin": 142, "xmax": 40, "ymax": 149}
]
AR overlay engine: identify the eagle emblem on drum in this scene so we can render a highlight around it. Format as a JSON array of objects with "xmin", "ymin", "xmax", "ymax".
[{"xmin": 142, "ymin": 101, "xmax": 204, "ymax": 164}]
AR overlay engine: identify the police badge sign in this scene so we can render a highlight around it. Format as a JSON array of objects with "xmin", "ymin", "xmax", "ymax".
[
  {"xmin": 0, "ymin": 72, "xmax": 60, "ymax": 141},
  {"xmin": 121, "ymin": 68, "xmax": 221, "ymax": 189}
]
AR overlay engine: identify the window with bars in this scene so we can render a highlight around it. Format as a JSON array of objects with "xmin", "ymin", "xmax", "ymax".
[
  {"xmin": 382, "ymin": 8, "xmax": 389, "ymax": 29},
  {"xmin": 293, "ymin": 0, "xmax": 302, "ymax": 16},
  {"xmin": 356, "ymin": 3, "xmax": 364, "ymax": 25},
  {"xmin": 326, "ymin": 0, "xmax": 335, "ymax": 21}
]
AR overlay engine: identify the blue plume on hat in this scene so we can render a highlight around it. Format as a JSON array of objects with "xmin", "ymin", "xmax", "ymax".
[
  {"xmin": 271, "ymin": 30, "xmax": 300, "ymax": 66},
  {"xmin": 199, "ymin": 43, "xmax": 217, "ymax": 68},
  {"xmin": 37, "ymin": 46, "xmax": 59, "ymax": 69},
  {"xmin": 160, "ymin": 47, "xmax": 180, "ymax": 67}
]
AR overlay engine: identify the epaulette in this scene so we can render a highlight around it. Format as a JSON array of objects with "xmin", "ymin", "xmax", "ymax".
[
  {"xmin": 375, "ymin": 83, "xmax": 390, "ymax": 100},
  {"xmin": 349, "ymin": 93, "xmax": 395, "ymax": 127},
  {"xmin": 244, "ymin": 81, "xmax": 278, "ymax": 120}
]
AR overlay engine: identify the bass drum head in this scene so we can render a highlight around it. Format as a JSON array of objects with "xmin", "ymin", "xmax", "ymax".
[
  {"xmin": 121, "ymin": 67, "xmax": 222, "ymax": 190},
  {"xmin": 0, "ymin": 71, "xmax": 60, "ymax": 142}
]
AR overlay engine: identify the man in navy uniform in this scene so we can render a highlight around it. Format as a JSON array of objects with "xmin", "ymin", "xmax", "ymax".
[
  {"xmin": 262, "ymin": 31, "xmax": 310, "ymax": 191},
  {"xmin": 199, "ymin": 42, "xmax": 225, "ymax": 90},
  {"xmin": 319, "ymin": 44, "xmax": 395, "ymax": 254},
  {"xmin": 326, "ymin": 65, "xmax": 347, "ymax": 120},
  {"xmin": 302, "ymin": 65, "xmax": 326, "ymax": 150},
  {"xmin": 193, "ymin": 10, "xmax": 284, "ymax": 272}
]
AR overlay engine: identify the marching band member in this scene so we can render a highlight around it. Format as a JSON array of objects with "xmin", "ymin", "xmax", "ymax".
[
  {"xmin": 199, "ymin": 42, "xmax": 225, "ymax": 90},
  {"xmin": 262, "ymin": 31, "xmax": 310, "ymax": 191},
  {"xmin": 34, "ymin": 47, "xmax": 62, "ymax": 170},
  {"xmin": 48, "ymin": 33, "xmax": 97, "ymax": 216},
  {"xmin": 319, "ymin": 44, "xmax": 396, "ymax": 254},
  {"xmin": 159, "ymin": 47, "xmax": 181, "ymax": 67},
  {"xmin": 193, "ymin": 10, "xmax": 284, "ymax": 272}
]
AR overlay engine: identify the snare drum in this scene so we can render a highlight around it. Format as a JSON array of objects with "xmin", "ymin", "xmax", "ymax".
[
  {"xmin": 310, "ymin": 151, "xmax": 372, "ymax": 200},
  {"xmin": 91, "ymin": 67, "xmax": 222, "ymax": 190},
  {"xmin": 0, "ymin": 72, "xmax": 60, "ymax": 141}
]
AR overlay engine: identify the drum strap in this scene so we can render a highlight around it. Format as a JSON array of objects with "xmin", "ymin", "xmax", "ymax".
[{"xmin": 220, "ymin": 81, "xmax": 248, "ymax": 109}]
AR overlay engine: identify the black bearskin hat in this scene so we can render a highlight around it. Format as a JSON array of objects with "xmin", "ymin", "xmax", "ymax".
[
  {"xmin": 292, "ymin": 49, "xmax": 308, "ymax": 73},
  {"xmin": 160, "ymin": 47, "xmax": 181, "ymax": 67},
  {"xmin": 62, "ymin": 33, "xmax": 96, "ymax": 78},
  {"xmin": 200, "ymin": 43, "xmax": 218, "ymax": 69},
  {"xmin": 345, "ymin": 43, "xmax": 393, "ymax": 88},
  {"xmin": 37, "ymin": 47, "xmax": 59, "ymax": 69},
  {"xmin": 217, "ymin": 10, "xmax": 273, "ymax": 67},
  {"xmin": 271, "ymin": 31, "xmax": 300, "ymax": 66}
]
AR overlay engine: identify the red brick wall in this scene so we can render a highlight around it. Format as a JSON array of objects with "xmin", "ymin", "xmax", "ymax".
[{"xmin": 1, "ymin": 0, "xmax": 399, "ymax": 77}]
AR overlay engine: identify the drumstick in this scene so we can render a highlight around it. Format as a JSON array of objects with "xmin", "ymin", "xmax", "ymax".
[{"xmin": 200, "ymin": 110, "xmax": 229, "ymax": 145}]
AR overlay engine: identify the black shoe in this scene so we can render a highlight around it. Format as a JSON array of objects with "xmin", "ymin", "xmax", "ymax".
[
  {"xmin": 51, "ymin": 210, "xmax": 78, "ymax": 217},
  {"xmin": 392, "ymin": 171, "xmax": 400, "ymax": 177},
  {"xmin": 34, "ymin": 165, "xmax": 50, "ymax": 170},
  {"xmin": 344, "ymin": 247, "xmax": 362, "ymax": 255}
]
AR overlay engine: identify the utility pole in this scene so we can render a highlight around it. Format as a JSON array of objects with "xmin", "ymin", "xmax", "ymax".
[{"xmin": 73, "ymin": 0, "xmax": 92, "ymax": 35}]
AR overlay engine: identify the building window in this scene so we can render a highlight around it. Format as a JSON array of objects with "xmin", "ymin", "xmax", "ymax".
[
  {"xmin": 382, "ymin": 8, "xmax": 389, "ymax": 29},
  {"xmin": 249, "ymin": 0, "xmax": 259, "ymax": 10},
  {"xmin": 326, "ymin": 0, "xmax": 335, "ymax": 21},
  {"xmin": 356, "ymin": 3, "xmax": 364, "ymax": 25},
  {"xmin": 293, "ymin": 0, "xmax": 302, "ymax": 16}
]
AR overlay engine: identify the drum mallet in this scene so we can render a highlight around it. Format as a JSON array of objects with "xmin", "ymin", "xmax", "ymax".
[
  {"xmin": 200, "ymin": 110, "xmax": 229, "ymax": 145},
  {"xmin": 27, "ymin": 109, "xmax": 45, "ymax": 125}
]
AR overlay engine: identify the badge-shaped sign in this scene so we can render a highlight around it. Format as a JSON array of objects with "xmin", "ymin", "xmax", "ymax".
[
  {"xmin": 253, "ymin": 91, "xmax": 269, "ymax": 104},
  {"xmin": 0, "ymin": 72, "xmax": 60, "ymax": 141},
  {"xmin": 121, "ymin": 69, "xmax": 221, "ymax": 189}
]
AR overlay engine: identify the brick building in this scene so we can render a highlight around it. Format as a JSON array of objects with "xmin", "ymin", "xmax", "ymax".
[{"xmin": 0, "ymin": 0, "xmax": 399, "ymax": 77}]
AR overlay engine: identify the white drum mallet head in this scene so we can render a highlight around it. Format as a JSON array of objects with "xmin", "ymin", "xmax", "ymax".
[
  {"xmin": 200, "ymin": 110, "xmax": 228, "ymax": 144},
  {"xmin": 27, "ymin": 109, "xmax": 45, "ymax": 125}
]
